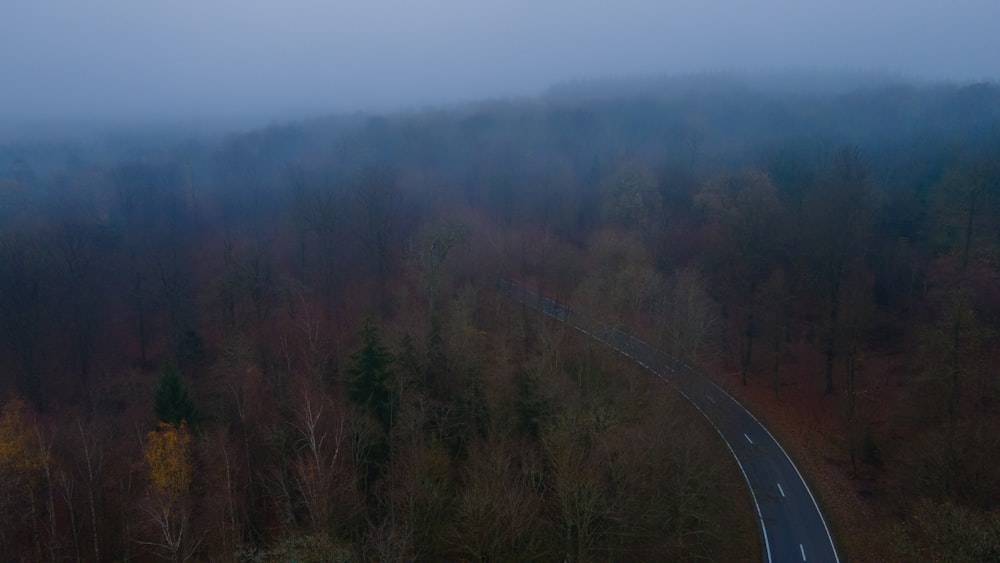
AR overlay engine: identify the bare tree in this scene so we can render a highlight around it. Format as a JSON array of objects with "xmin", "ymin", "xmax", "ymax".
[
  {"xmin": 295, "ymin": 185, "xmax": 343, "ymax": 322},
  {"xmin": 289, "ymin": 390, "xmax": 350, "ymax": 532},
  {"xmin": 413, "ymin": 220, "xmax": 470, "ymax": 319},
  {"xmin": 51, "ymin": 221, "xmax": 104, "ymax": 382},
  {"xmin": 115, "ymin": 166, "xmax": 157, "ymax": 365},
  {"xmin": 662, "ymin": 267, "xmax": 719, "ymax": 363},
  {"xmin": 0, "ymin": 399, "xmax": 43, "ymax": 557},
  {"xmin": 138, "ymin": 423, "xmax": 200, "ymax": 562},
  {"xmin": 451, "ymin": 439, "xmax": 541, "ymax": 561},
  {"xmin": 357, "ymin": 166, "xmax": 401, "ymax": 314},
  {"xmin": 34, "ymin": 423, "xmax": 60, "ymax": 562},
  {"xmin": 695, "ymin": 170, "xmax": 783, "ymax": 384},
  {"xmin": 0, "ymin": 233, "xmax": 50, "ymax": 406},
  {"xmin": 75, "ymin": 420, "xmax": 104, "ymax": 562}
]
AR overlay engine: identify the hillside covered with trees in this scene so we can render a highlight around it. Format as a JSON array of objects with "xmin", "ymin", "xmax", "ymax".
[{"xmin": 1, "ymin": 73, "xmax": 999, "ymax": 561}]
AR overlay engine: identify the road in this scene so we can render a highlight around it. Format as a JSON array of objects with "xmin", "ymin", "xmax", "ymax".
[{"xmin": 501, "ymin": 280, "xmax": 841, "ymax": 563}]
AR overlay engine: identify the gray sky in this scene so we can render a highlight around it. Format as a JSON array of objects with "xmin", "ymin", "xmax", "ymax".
[{"xmin": 1, "ymin": 0, "xmax": 998, "ymax": 121}]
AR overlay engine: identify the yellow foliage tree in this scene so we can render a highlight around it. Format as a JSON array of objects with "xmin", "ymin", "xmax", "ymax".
[
  {"xmin": 144, "ymin": 422, "xmax": 192, "ymax": 500},
  {"xmin": 0, "ymin": 398, "xmax": 43, "ymax": 554},
  {"xmin": 0, "ymin": 398, "xmax": 42, "ymax": 477}
]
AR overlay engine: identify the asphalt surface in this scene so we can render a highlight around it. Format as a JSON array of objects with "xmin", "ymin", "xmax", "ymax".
[{"xmin": 501, "ymin": 280, "xmax": 841, "ymax": 563}]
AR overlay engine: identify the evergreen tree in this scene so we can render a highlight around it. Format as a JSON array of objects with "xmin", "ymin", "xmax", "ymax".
[
  {"xmin": 154, "ymin": 361, "xmax": 197, "ymax": 427},
  {"xmin": 348, "ymin": 318, "xmax": 396, "ymax": 431}
]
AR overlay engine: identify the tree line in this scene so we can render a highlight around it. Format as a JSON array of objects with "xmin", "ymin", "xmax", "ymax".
[{"xmin": 0, "ymin": 73, "xmax": 998, "ymax": 560}]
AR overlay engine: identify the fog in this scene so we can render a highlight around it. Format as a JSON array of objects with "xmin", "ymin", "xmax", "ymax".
[{"xmin": 2, "ymin": 0, "xmax": 998, "ymax": 121}]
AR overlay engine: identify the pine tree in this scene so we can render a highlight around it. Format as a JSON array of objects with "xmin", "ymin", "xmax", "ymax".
[
  {"xmin": 348, "ymin": 319, "xmax": 396, "ymax": 431},
  {"xmin": 154, "ymin": 361, "xmax": 197, "ymax": 427}
]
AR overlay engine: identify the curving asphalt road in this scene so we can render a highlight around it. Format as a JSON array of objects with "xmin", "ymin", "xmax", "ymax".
[{"xmin": 501, "ymin": 280, "xmax": 840, "ymax": 563}]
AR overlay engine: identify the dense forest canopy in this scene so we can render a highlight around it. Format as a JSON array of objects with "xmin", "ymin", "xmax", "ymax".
[{"xmin": 1, "ymin": 73, "xmax": 999, "ymax": 561}]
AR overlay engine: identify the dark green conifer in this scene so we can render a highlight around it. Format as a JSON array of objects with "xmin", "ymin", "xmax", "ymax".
[
  {"xmin": 348, "ymin": 318, "xmax": 396, "ymax": 431},
  {"xmin": 154, "ymin": 361, "xmax": 197, "ymax": 426}
]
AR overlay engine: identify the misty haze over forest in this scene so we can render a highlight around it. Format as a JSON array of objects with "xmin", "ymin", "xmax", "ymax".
[
  {"xmin": 2, "ymin": 0, "xmax": 999, "ymax": 123},
  {"xmin": 1, "ymin": 2, "xmax": 1000, "ymax": 562}
]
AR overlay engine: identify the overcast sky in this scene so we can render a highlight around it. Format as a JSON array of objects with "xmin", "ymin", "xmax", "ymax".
[{"xmin": 1, "ymin": 1, "xmax": 998, "ymax": 122}]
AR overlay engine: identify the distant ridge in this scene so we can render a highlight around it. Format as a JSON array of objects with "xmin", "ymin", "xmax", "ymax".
[{"xmin": 543, "ymin": 70, "xmax": 924, "ymax": 102}]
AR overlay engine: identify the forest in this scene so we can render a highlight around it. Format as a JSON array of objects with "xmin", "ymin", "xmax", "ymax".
[{"xmin": 1, "ymin": 73, "xmax": 999, "ymax": 561}]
